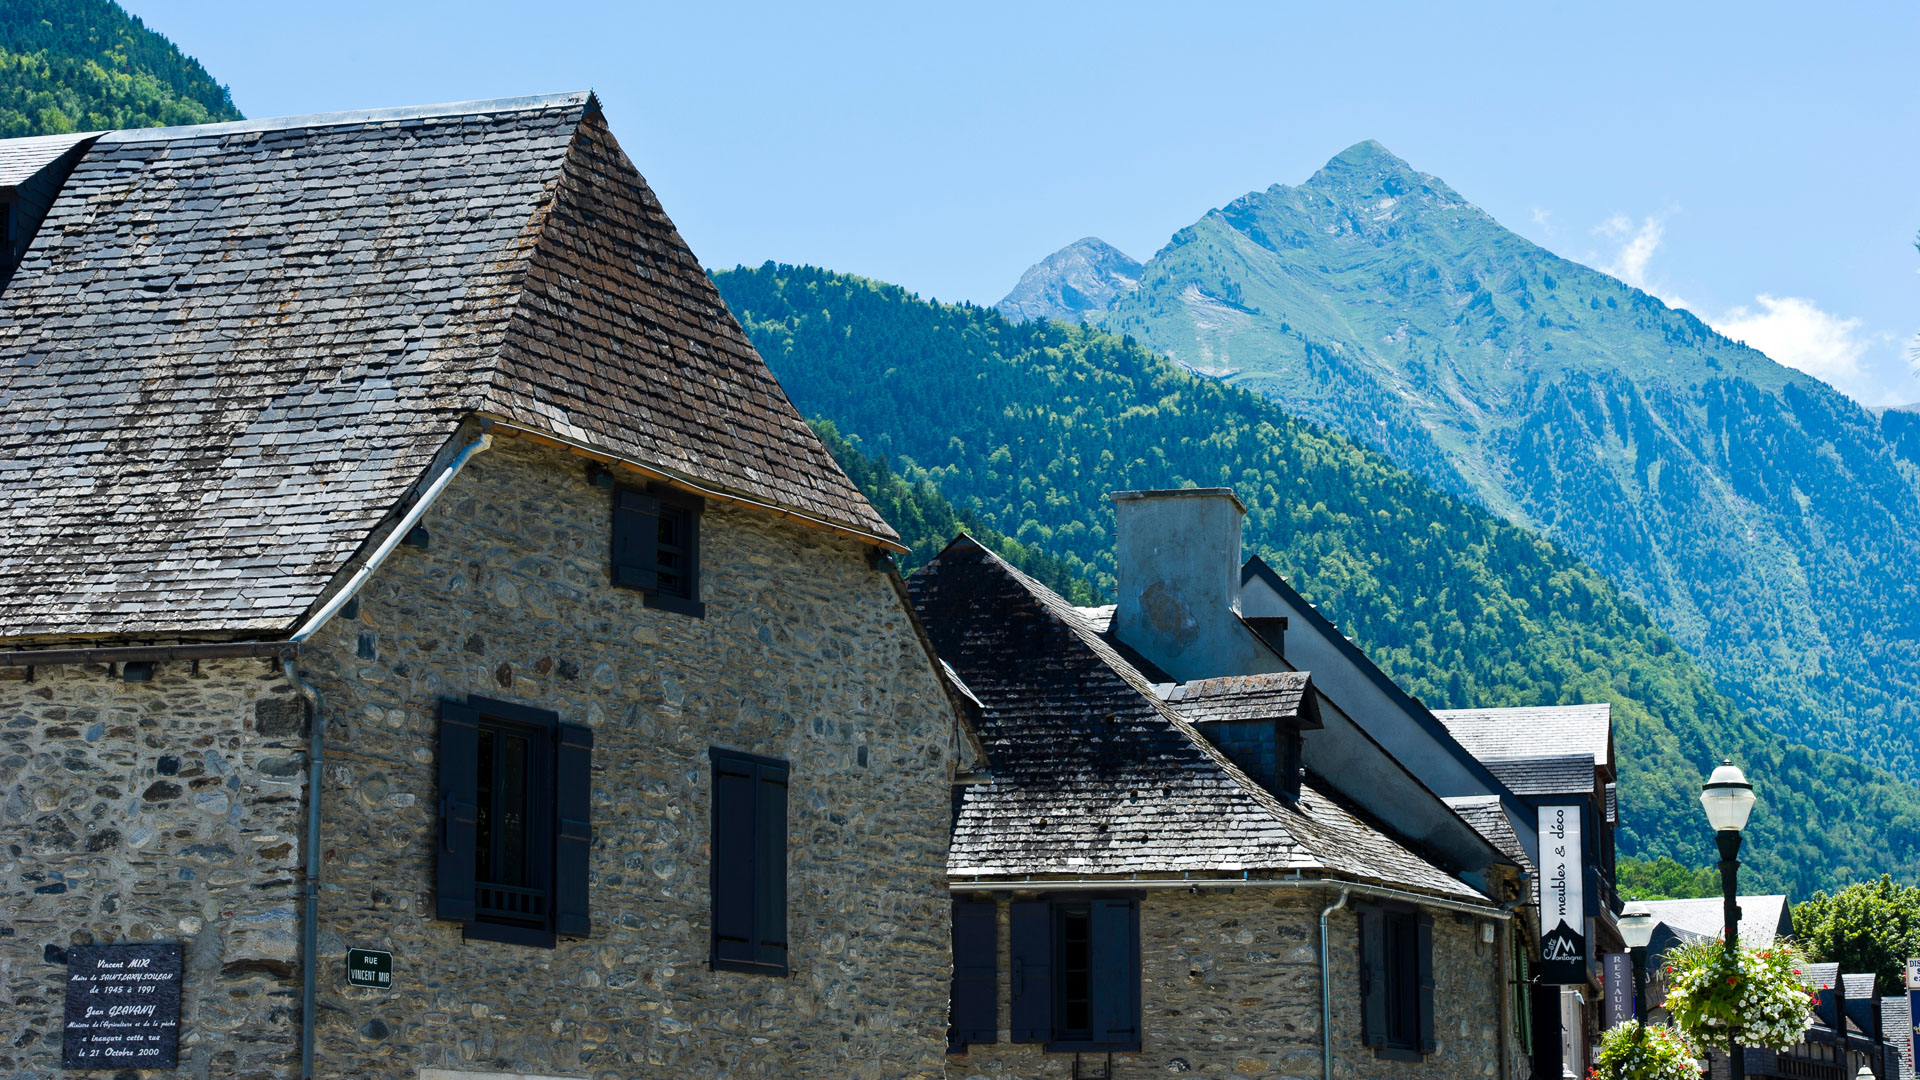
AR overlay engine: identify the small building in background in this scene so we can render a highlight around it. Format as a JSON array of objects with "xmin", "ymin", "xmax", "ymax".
[{"xmin": 916, "ymin": 490, "xmax": 1533, "ymax": 1080}]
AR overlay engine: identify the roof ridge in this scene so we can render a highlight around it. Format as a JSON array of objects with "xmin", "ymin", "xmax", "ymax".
[{"xmin": 93, "ymin": 91, "xmax": 592, "ymax": 145}]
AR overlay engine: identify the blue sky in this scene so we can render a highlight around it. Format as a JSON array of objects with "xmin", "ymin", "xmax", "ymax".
[{"xmin": 132, "ymin": 1, "xmax": 1919, "ymax": 404}]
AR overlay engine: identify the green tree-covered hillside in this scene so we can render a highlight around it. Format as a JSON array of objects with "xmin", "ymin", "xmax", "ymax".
[
  {"xmin": 0, "ymin": 0, "xmax": 239, "ymax": 136},
  {"xmin": 716, "ymin": 262, "xmax": 1920, "ymax": 899}
]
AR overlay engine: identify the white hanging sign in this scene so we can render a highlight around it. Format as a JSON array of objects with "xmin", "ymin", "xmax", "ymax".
[{"xmin": 1538, "ymin": 804, "xmax": 1587, "ymax": 984}]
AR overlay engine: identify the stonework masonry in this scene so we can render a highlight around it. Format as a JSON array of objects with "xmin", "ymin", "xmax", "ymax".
[
  {"xmin": 1, "ymin": 658, "xmax": 310, "ymax": 1078},
  {"xmin": 947, "ymin": 889, "xmax": 1525, "ymax": 1080},
  {"xmin": 2, "ymin": 435, "xmax": 961, "ymax": 1080}
]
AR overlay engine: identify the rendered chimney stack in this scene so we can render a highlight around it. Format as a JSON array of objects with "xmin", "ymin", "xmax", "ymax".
[{"xmin": 1111, "ymin": 488, "xmax": 1280, "ymax": 682}]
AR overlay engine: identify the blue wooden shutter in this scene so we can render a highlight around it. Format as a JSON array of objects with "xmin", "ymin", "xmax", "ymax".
[
  {"xmin": 1415, "ymin": 912, "xmax": 1436, "ymax": 1052},
  {"xmin": 552, "ymin": 722, "xmax": 593, "ymax": 938},
  {"xmin": 753, "ymin": 760, "xmax": 788, "ymax": 970},
  {"xmin": 1088, "ymin": 899, "xmax": 1139, "ymax": 1047},
  {"xmin": 711, "ymin": 755, "xmax": 757, "ymax": 965},
  {"xmin": 435, "ymin": 700, "xmax": 480, "ymax": 922},
  {"xmin": 1359, "ymin": 906, "xmax": 1388, "ymax": 1049},
  {"xmin": 1008, "ymin": 900, "xmax": 1052, "ymax": 1043},
  {"xmin": 949, "ymin": 900, "xmax": 998, "ymax": 1050},
  {"xmin": 613, "ymin": 490, "xmax": 660, "ymax": 590}
]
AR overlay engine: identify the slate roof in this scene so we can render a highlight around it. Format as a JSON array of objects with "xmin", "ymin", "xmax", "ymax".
[
  {"xmin": 1843, "ymin": 973, "xmax": 1877, "ymax": 1001},
  {"xmin": 0, "ymin": 133, "xmax": 93, "ymax": 188},
  {"xmin": 1802, "ymin": 962, "xmax": 1841, "ymax": 991},
  {"xmin": 1884, "ymin": 995, "xmax": 1912, "ymax": 1080},
  {"xmin": 911, "ymin": 536, "xmax": 1485, "ymax": 899},
  {"xmin": 1643, "ymin": 895, "xmax": 1791, "ymax": 948},
  {"xmin": 1444, "ymin": 795, "xmax": 1531, "ymax": 871},
  {"xmin": 1433, "ymin": 703, "xmax": 1613, "ymax": 771},
  {"xmin": 1482, "ymin": 753, "xmax": 1595, "ymax": 796},
  {"xmin": 0, "ymin": 94, "xmax": 889, "ymax": 641},
  {"xmin": 1162, "ymin": 671, "xmax": 1319, "ymax": 728}
]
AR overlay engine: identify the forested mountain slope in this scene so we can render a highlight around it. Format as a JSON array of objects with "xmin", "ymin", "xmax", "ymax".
[
  {"xmin": 716, "ymin": 262, "xmax": 1920, "ymax": 898},
  {"xmin": 0, "ymin": 0, "xmax": 239, "ymax": 136},
  {"xmin": 1086, "ymin": 141, "xmax": 1920, "ymax": 782}
]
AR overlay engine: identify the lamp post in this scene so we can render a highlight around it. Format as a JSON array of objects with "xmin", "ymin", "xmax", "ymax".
[
  {"xmin": 1701, "ymin": 759, "xmax": 1757, "ymax": 1080},
  {"xmin": 1618, "ymin": 902, "xmax": 1657, "ymax": 1022}
]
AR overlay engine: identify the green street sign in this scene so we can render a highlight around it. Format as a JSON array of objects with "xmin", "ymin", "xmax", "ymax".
[{"xmin": 346, "ymin": 948, "xmax": 392, "ymax": 989}]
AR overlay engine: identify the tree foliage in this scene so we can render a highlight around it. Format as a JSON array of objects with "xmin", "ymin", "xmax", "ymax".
[
  {"xmin": 0, "ymin": 0, "xmax": 239, "ymax": 136},
  {"xmin": 812, "ymin": 419, "xmax": 1100, "ymax": 604},
  {"xmin": 1793, "ymin": 875, "xmax": 1920, "ymax": 995},
  {"xmin": 716, "ymin": 261, "xmax": 1920, "ymax": 898},
  {"xmin": 1617, "ymin": 855, "xmax": 1719, "ymax": 902}
]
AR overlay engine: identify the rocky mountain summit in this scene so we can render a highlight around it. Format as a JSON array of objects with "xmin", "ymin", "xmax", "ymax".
[
  {"xmin": 1076, "ymin": 139, "xmax": 1920, "ymax": 785},
  {"xmin": 994, "ymin": 236, "xmax": 1141, "ymax": 323}
]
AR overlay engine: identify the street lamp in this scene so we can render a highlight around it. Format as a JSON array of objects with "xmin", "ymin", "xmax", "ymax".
[
  {"xmin": 1701, "ymin": 759, "xmax": 1757, "ymax": 1080},
  {"xmin": 1618, "ymin": 902, "xmax": 1657, "ymax": 1022}
]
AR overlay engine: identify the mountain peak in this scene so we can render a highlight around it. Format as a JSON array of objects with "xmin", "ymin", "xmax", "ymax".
[
  {"xmin": 996, "ymin": 237, "xmax": 1143, "ymax": 324},
  {"xmin": 1296, "ymin": 139, "xmax": 1464, "ymax": 211}
]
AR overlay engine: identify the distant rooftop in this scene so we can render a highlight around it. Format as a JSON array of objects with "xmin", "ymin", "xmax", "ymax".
[
  {"xmin": 1641, "ymin": 894, "xmax": 1791, "ymax": 948},
  {"xmin": 1434, "ymin": 703, "xmax": 1613, "ymax": 772}
]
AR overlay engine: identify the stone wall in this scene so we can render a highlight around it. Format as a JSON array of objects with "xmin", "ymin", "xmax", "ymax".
[
  {"xmin": 293, "ymin": 435, "xmax": 959, "ymax": 1079},
  {"xmin": 948, "ymin": 888, "xmax": 1527, "ymax": 1080},
  {"xmin": 0, "ymin": 657, "xmax": 311, "ymax": 1079}
]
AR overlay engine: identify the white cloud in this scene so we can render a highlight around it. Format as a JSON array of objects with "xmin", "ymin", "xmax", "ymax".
[
  {"xmin": 1579, "ymin": 210, "xmax": 1894, "ymax": 401},
  {"xmin": 1530, "ymin": 207, "xmax": 1554, "ymax": 236},
  {"xmin": 1594, "ymin": 215, "xmax": 1667, "ymax": 295},
  {"xmin": 1713, "ymin": 294, "xmax": 1871, "ymax": 383}
]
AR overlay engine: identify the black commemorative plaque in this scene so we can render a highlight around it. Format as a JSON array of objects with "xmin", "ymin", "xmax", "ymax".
[
  {"xmin": 345, "ymin": 948, "xmax": 392, "ymax": 989},
  {"xmin": 62, "ymin": 943, "xmax": 183, "ymax": 1069}
]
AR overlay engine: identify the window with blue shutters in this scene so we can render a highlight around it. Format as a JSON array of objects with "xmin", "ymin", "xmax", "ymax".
[
  {"xmin": 1358, "ymin": 903, "xmax": 1434, "ymax": 1060},
  {"xmin": 611, "ymin": 485, "xmax": 704, "ymax": 617},
  {"xmin": 709, "ymin": 748, "xmax": 788, "ymax": 975},
  {"xmin": 436, "ymin": 697, "xmax": 592, "ymax": 948},
  {"xmin": 1005, "ymin": 896, "xmax": 1139, "ymax": 1052}
]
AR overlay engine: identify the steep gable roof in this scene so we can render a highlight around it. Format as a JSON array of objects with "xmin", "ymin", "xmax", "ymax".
[
  {"xmin": 0, "ymin": 94, "xmax": 888, "ymax": 640},
  {"xmin": 911, "ymin": 536, "xmax": 1483, "ymax": 898}
]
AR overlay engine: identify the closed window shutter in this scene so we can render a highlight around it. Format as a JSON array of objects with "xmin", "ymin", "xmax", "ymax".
[
  {"xmin": 711, "ymin": 756, "xmax": 757, "ymax": 965},
  {"xmin": 552, "ymin": 722, "xmax": 593, "ymax": 938},
  {"xmin": 949, "ymin": 900, "xmax": 998, "ymax": 1050},
  {"xmin": 1008, "ymin": 901, "xmax": 1053, "ymax": 1043},
  {"xmin": 613, "ymin": 490, "xmax": 660, "ymax": 590},
  {"xmin": 753, "ymin": 760, "xmax": 788, "ymax": 970},
  {"xmin": 1088, "ymin": 899, "xmax": 1139, "ymax": 1047},
  {"xmin": 435, "ymin": 700, "xmax": 480, "ymax": 922},
  {"xmin": 1359, "ymin": 907, "xmax": 1388, "ymax": 1049},
  {"xmin": 1416, "ymin": 912, "xmax": 1436, "ymax": 1052}
]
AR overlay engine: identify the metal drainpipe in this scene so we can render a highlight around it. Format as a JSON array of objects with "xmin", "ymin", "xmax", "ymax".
[
  {"xmin": 1320, "ymin": 887, "xmax": 1351, "ymax": 1080},
  {"xmin": 285, "ymin": 429, "xmax": 491, "ymax": 1079},
  {"xmin": 285, "ymin": 658, "xmax": 323, "ymax": 1080},
  {"xmin": 289, "ymin": 430, "xmax": 492, "ymax": 644}
]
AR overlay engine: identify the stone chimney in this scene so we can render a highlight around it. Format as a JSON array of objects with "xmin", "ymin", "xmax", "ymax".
[{"xmin": 1111, "ymin": 488, "xmax": 1281, "ymax": 682}]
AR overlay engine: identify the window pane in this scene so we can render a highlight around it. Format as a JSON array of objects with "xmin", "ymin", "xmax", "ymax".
[
  {"xmin": 476, "ymin": 729, "xmax": 494, "ymax": 884},
  {"xmin": 1386, "ymin": 913, "xmax": 1418, "ymax": 1047},
  {"xmin": 496, "ymin": 731, "xmax": 530, "ymax": 887},
  {"xmin": 656, "ymin": 508, "xmax": 687, "ymax": 596},
  {"xmin": 1059, "ymin": 907, "xmax": 1091, "ymax": 1037}
]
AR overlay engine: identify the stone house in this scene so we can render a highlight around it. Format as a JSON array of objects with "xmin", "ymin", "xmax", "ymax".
[
  {"xmin": 912, "ymin": 491, "xmax": 1531, "ymax": 1080},
  {"xmin": 0, "ymin": 94, "xmax": 974, "ymax": 1080}
]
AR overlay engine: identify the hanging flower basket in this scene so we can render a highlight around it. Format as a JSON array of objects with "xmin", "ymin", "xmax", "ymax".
[
  {"xmin": 1660, "ymin": 940, "xmax": 1818, "ymax": 1053},
  {"xmin": 1589, "ymin": 1020, "xmax": 1703, "ymax": 1080}
]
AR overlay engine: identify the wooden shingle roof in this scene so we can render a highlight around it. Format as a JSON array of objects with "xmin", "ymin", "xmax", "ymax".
[
  {"xmin": 912, "ymin": 535, "xmax": 1484, "ymax": 898},
  {"xmin": 0, "ymin": 94, "xmax": 890, "ymax": 640}
]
